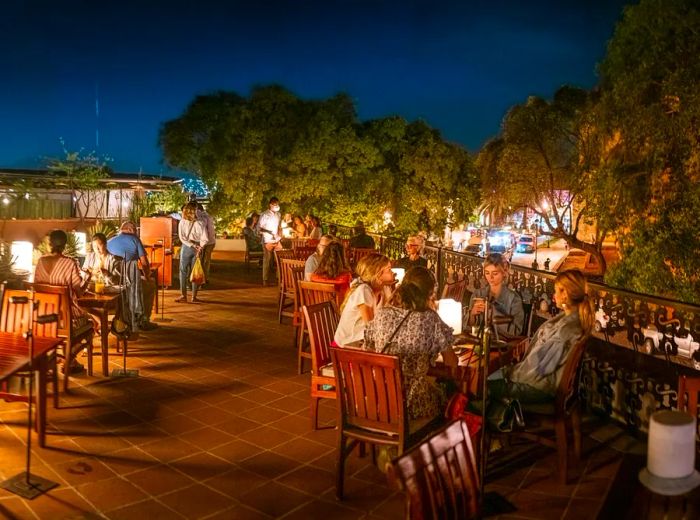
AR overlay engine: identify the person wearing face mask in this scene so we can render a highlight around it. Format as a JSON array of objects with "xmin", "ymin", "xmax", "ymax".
[
  {"xmin": 468, "ymin": 253, "xmax": 525, "ymax": 338},
  {"xmin": 257, "ymin": 196, "xmax": 283, "ymax": 286}
]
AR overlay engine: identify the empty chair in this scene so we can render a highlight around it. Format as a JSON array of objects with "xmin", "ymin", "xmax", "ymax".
[
  {"xmin": 387, "ymin": 418, "xmax": 480, "ymax": 520},
  {"xmin": 273, "ymin": 249, "xmax": 296, "ymax": 289},
  {"xmin": 296, "ymin": 280, "xmax": 337, "ymax": 374},
  {"xmin": 303, "ymin": 301, "xmax": 339, "ymax": 429},
  {"xmin": 442, "ymin": 276, "xmax": 467, "ymax": 304},
  {"xmin": 277, "ymin": 258, "xmax": 305, "ymax": 324}
]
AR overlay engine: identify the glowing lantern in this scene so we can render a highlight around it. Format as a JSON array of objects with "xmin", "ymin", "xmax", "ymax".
[{"xmin": 437, "ymin": 298, "xmax": 462, "ymax": 335}]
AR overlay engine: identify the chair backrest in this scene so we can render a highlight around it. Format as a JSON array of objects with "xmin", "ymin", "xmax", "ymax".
[
  {"xmin": 387, "ymin": 418, "xmax": 480, "ymax": 520},
  {"xmin": 303, "ymin": 301, "xmax": 339, "ymax": 372},
  {"xmin": 1, "ymin": 287, "xmax": 61, "ymax": 338},
  {"xmin": 280, "ymin": 259, "xmax": 305, "ymax": 294},
  {"xmin": 299, "ymin": 280, "xmax": 338, "ymax": 309},
  {"xmin": 442, "ymin": 277, "xmax": 467, "ymax": 304},
  {"xmin": 291, "ymin": 238, "xmax": 310, "ymax": 250},
  {"xmin": 293, "ymin": 246, "xmax": 316, "ymax": 261},
  {"xmin": 24, "ymin": 282, "xmax": 71, "ymax": 339},
  {"xmin": 331, "ymin": 346, "xmax": 406, "ymax": 438},
  {"xmin": 555, "ymin": 336, "xmax": 589, "ymax": 412},
  {"xmin": 678, "ymin": 375, "xmax": 700, "ymax": 418},
  {"xmin": 349, "ymin": 247, "xmax": 377, "ymax": 267},
  {"xmin": 274, "ymin": 249, "xmax": 296, "ymax": 287}
]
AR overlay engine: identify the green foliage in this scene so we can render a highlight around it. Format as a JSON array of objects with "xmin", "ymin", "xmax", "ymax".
[
  {"xmin": 596, "ymin": 0, "xmax": 700, "ymax": 300},
  {"xmin": 87, "ymin": 221, "xmax": 119, "ymax": 240},
  {"xmin": 37, "ymin": 231, "xmax": 81, "ymax": 258},
  {"xmin": 149, "ymin": 185, "xmax": 187, "ymax": 215},
  {"xmin": 159, "ymin": 86, "xmax": 480, "ymax": 236},
  {"xmin": 0, "ymin": 241, "xmax": 25, "ymax": 286}
]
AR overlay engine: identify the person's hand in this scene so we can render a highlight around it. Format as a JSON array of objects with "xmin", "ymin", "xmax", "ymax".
[{"xmin": 470, "ymin": 298, "xmax": 486, "ymax": 316}]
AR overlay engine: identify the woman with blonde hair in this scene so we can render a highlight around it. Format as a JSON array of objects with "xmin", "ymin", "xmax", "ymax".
[
  {"xmin": 177, "ymin": 201, "xmax": 209, "ymax": 303},
  {"xmin": 487, "ymin": 269, "xmax": 594, "ymax": 409},
  {"xmin": 334, "ymin": 253, "xmax": 395, "ymax": 348},
  {"xmin": 468, "ymin": 252, "xmax": 525, "ymax": 337}
]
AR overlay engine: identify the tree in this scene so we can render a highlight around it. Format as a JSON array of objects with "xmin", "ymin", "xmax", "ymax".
[
  {"xmin": 491, "ymin": 86, "xmax": 609, "ymax": 267},
  {"xmin": 595, "ymin": 0, "xmax": 700, "ymax": 302}
]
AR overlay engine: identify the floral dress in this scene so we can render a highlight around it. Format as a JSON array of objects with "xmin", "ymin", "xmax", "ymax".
[{"xmin": 365, "ymin": 306, "xmax": 454, "ymax": 420}]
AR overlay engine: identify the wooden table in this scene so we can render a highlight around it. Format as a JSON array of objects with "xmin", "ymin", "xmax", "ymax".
[
  {"xmin": 79, "ymin": 291, "xmax": 122, "ymax": 376},
  {"xmin": 0, "ymin": 332, "xmax": 63, "ymax": 447},
  {"xmin": 430, "ymin": 335, "xmax": 527, "ymax": 396}
]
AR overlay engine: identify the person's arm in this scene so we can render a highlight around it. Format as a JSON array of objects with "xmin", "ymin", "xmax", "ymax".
[
  {"xmin": 358, "ymin": 303, "xmax": 374, "ymax": 323},
  {"xmin": 510, "ymin": 292, "xmax": 526, "ymax": 336},
  {"xmin": 178, "ymin": 221, "xmax": 193, "ymax": 248},
  {"xmin": 198, "ymin": 221, "xmax": 209, "ymax": 248}
]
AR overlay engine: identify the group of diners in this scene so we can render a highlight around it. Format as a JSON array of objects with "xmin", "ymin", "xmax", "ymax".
[
  {"xmin": 301, "ymin": 238, "xmax": 595, "ymax": 432},
  {"xmin": 30, "ymin": 224, "xmax": 159, "ymax": 373}
]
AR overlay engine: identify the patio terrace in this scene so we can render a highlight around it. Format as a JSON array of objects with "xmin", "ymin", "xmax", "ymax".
[{"xmin": 0, "ymin": 254, "xmax": 653, "ymax": 519}]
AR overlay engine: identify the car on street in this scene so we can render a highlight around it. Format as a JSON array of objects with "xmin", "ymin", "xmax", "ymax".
[{"xmin": 516, "ymin": 234, "xmax": 536, "ymax": 253}]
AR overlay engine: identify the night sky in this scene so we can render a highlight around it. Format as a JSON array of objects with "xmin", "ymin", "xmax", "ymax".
[{"xmin": 1, "ymin": 0, "xmax": 630, "ymax": 175}]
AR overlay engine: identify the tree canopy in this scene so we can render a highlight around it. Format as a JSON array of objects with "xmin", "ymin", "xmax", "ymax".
[{"xmin": 160, "ymin": 85, "xmax": 479, "ymax": 235}]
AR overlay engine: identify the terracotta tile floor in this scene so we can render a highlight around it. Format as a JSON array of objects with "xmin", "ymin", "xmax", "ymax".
[{"xmin": 0, "ymin": 255, "xmax": 624, "ymax": 519}]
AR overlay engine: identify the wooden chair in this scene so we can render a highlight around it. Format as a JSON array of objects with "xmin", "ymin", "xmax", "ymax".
[
  {"xmin": 273, "ymin": 249, "xmax": 296, "ymax": 290},
  {"xmin": 303, "ymin": 301, "xmax": 339, "ymax": 430},
  {"xmin": 387, "ymin": 419, "xmax": 480, "ymax": 520},
  {"xmin": 503, "ymin": 336, "xmax": 589, "ymax": 484},
  {"xmin": 349, "ymin": 247, "xmax": 377, "ymax": 269},
  {"xmin": 244, "ymin": 239, "xmax": 263, "ymax": 271},
  {"xmin": 297, "ymin": 281, "xmax": 338, "ymax": 374},
  {"xmin": 290, "ymin": 265, "xmax": 306, "ymax": 345},
  {"xmin": 678, "ymin": 375, "xmax": 700, "ymax": 417},
  {"xmin": 331, "ymin": 346, "xmax": 410, "ymax": 499},
  {"xmin": 293, "ymin": 245, "xmax": 316, "ymax": 262},
  {"xmin": 25, "ymin": 283, "xmax": 95, "ymax": 393},
  {"xmin": 277, "ymin": 259, "xmax": 305, "ymax": 324},
  {"xmin": 442, "ymin": 277, "xmax": 467, "ymax": 304},
  {"xmin": 0, "ymin": 287, "xmax": 61, "ymax": 409},
  {"xmin": 291, "ymin": 238, "xmax": 310, "ymax": 250}
]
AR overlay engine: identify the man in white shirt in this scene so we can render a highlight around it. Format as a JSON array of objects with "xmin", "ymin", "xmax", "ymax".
[
  {"xmin": 197, "ymin": 204, "xmax": 216, "ymax": 283},
  {"xmin": 257, "ymin": 197, "xmax": 282, "ymax": 286}
]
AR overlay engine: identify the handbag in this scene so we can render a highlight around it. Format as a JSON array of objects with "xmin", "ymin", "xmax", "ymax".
[
  {"xmin": 487, "ymin": 396, "xmax": 525, "ymax": 432},
  {"xmin": 190, "ymin": 255, "xmax": 206, "ymax": 285}
]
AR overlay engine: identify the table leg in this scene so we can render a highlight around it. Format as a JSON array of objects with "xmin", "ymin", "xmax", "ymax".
[
  {"xmin": 153, "ymin": 267, "xmax": 160, "ymax": 315},
  {"xmin": 101, "ymin": 310, "xmax": 109, "ymax": 376},
  {"xmin": 37, "ymin": 355, "xmax": 47, "ymax": 448}
]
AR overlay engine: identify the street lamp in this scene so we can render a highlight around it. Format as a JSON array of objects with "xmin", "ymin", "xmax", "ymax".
[{"xmin": 532, "ymin": 218, "xmax": 540, "ymax": 270}]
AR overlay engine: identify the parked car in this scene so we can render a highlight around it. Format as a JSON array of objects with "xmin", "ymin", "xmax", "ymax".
[
  {"xmin": 516, "ymin": 234, "xmax": 535, "ymax": 253},
  {"xmin": 642, "ymin": 327, "xmax": 699, "ymax": 358}
]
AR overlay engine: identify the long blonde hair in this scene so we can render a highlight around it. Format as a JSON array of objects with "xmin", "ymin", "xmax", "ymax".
[
  {"xmin": 340, "ymin": 253, "xmax": 390, "ymax": 312},
  {"xmin": 555, "ymin": 270, "xmax": 594, "ymax": 335}
]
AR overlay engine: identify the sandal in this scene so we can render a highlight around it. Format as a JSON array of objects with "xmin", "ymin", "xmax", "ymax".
[
  {"xmin": 175, "ymin": 296, "xmax": 188, "ymax": 303},
  {"xmin": 191, "ymin": 297, "xmax": 202, "ymax": 304}
]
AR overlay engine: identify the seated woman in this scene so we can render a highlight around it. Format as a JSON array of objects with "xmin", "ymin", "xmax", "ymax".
[
  {"xmin": 34, "ymin": 229, "xmax": 95, "ymax": 373},
  {"xmin": 243, "ymin": 214, "xmax": 262, "ymax": 251},
  {"xmin": 310, "ymin": 241, "xmax": 352, "ymax": 305},
  {"xmin": 292, "ymin": 215, "xmax": 307, "ymax": 238},
  {"xmin": 364, "ymin": 266, "xmax": 458, "ymax": 421},
  {"xmin": 334, "ymin": 253, "xmax": 395, "ymax": 348},
  {"xmin": 308, "ymin": 216, "xmax": 322, "ymax": 240},
  {"xmin": 82, "ymin": 233, "xmax": 122, "ymax": 287},
  {"xmin": 468, "ymin": 253, "xmax": 525, "ymax": 338},
  {"xmin": 487, "ymin": 270, "xmax": 594, "ymax": 408}
]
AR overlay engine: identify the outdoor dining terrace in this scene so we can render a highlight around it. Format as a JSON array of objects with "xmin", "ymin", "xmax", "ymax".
[{"xmin": 0, "ymin": 248, "xmax": 698, "ymax": 519}]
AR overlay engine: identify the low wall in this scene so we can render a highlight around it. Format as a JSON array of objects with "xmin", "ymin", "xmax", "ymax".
[{"xmin": 0, "ymin": 218, "xmax": 92, "ymax": 246}]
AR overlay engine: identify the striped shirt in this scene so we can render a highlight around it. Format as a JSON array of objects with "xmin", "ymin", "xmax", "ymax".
[{"xmin": 34, "ymin": 255, "xmax": 86, "ymax": 320}]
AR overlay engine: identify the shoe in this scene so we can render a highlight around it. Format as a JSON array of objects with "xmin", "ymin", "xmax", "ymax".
[
  {"xmin": 191, "ymin": 298, "xmax": 203, "ymax": 304},
  {"xmin": 175, "ymin": 296, "xmax": 188, "ymax": 303},
  {"xmin": 139, "ymin": 321, "xmax": 159, "ymax": 331}
]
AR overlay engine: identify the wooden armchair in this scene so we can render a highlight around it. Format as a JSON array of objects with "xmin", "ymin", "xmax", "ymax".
[
  {"xmin": 303, "ymin": 301, "xmax": 339, "ymax": 429},
  {"xmin": 297, "ymin": 281, "xmax": 338, "ymax": 374},
  {"xmin": 387, "ymin": 419, "xmax": 480, "ymax": 520},
  {"xmin": 244, "ymin": 238, "xmax": 264, "ymax": 271},
  {"xmin": 293, "ymin": 246, "xmax": 316, "ymax": 262},
  {"xmin": 331, "ymin": 346, "xmax": 409, "ymax": 499},
  {"xmin": 503, "ymin": 336, "xmax": 589, "ymax": 484},
  {"xmin": 273, "ymin": 249, "xmax": 296, "ymax": 290},
  {"xmin": 442, "ymin": 277, "xmax": 467, "ymax": 305},
  {"xmin": 277, "ymin": 259, "xmax": 305, "ymax": 324},
  {"xmin": 0, "ymin": 287, "xmax": 61, "ymax": 409},
  {"xmin": 349, "ymin": 247, "xmax": 377, "ymax": 269},
  {"xmin": 25, "ymin": 282, "xmax": 94, "ymax": 393}
]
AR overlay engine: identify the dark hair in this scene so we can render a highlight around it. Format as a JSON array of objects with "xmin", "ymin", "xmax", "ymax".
[
  {"xmin": 390, "ymin": 266, "xmax": 436, "ymax": 311},
  {"xmin": 315, "ymin": 242, "xmax": 350, "ymax": 279},
  {"xmin": 311, "ymin": 216, "xmax": 321, "ymax": 226},
  {"xmin": 91, "ymin": 232, "xmax": 107, "ymax": 246},
  {"xmin": 48, "ymin": 229, "xmax": 68, "ymax": 254},
  {"xmin": 245, "ymin": 216, "xmax": 254, "ymax": 227},
  {"xmin": 269, "ymin": 197, "xmax": 279, "ymax": 204}
]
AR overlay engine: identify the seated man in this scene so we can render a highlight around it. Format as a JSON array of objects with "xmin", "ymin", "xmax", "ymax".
[
  {"xmin": 394, "ymin": 234, "xmax": 428, "ymax": 271},
  {"xmin": 349, "ymin": 220, "xmax": 376, "ymax": 249},
  {"xmin": 107, "ymin": 222, "xmax": 158, "ymax": 332}
]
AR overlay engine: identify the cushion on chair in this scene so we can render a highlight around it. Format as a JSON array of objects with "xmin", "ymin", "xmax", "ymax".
[{"xmin": 319, "ymin": 364, "xmax": 335, "ymax": 378}]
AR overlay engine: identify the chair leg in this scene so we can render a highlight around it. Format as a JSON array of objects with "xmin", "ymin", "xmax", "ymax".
[
  {"xmin": 52, "ymin": 356, "xmax": 59, "ymax": 408},
  {"xmin": 571, "ymin": 406, "xmax": 582, "ymax": 461},
  {"xmin": 311, "ymin": 396, "xmax": 320, "ymax": 430},
  {"xmin": 277, "ymin": 292, "xmax": 284, "ymax": 324},
  {"xmin": 63, "ymin": 346, "xmax": 71, "ymax": 393},
  {"xmin": 336, "ymin": 434, "xmax": 347, "ymax": 500},
  {"xmin": 297, "ymin": 324, "xmax": 308, "ymax": 375},
  {"xmin": 86, "ymin": 342, "xmax": 93, "ymax": 376},
  {"xmin": 554, "ymin": 418, "xmax": 568, "ymax": 484}
]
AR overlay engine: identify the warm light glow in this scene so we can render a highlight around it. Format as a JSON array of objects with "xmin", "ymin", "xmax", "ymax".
[
  {"xmin": 542, "ymin": 200, "xmax": 549, "ymax": 210},
  {"xmin": 74, "ymin": 232, "xmax": 87, "ymax": 256},
  {"xmin": 2, "ymin": 197, "xmax": 9, "ymax": 205},
  {"xmin": 11, "ymin": 241, "xmax": 34, "ymax": 272},
  {"xmin": 437, "ymin": 298, "xmax": 462, "ymax": 335},
  {"xmin": 391, "ymin": 268, "xmax": 405, "ymax": 284}
]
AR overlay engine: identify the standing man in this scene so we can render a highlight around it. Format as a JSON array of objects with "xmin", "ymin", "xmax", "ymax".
[
  {"xmin": 257, "ymin": 196, "xmax": 283, "ymax": 286},
  {"xmin": 107, "ymin": 222, "xmax": 158, "ymax": 332},
  {"xmin": 349, "ymin": 221, "xmax": 375, "ymax": 249},
  {"xmin": 197, "ymin": 203, "xmax": 216, "ymax": 284}
]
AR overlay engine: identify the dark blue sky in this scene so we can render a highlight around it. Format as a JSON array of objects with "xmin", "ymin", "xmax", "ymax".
[{"xmin": 1, "ymin": 0, "xmax": 630, "ymax": 175}]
